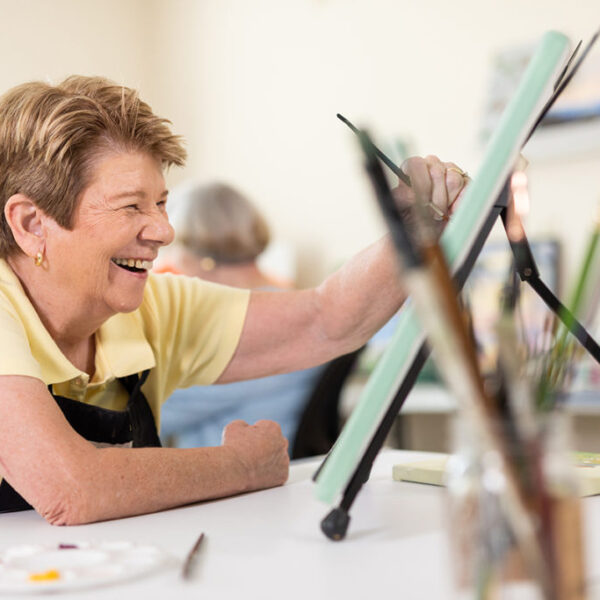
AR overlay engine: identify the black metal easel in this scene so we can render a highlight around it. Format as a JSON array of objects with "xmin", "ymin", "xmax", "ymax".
[
  {"xmin": 318, "ymin": 179, "xmax": 600, "ymax": 541},
  {"xmin": 317, "ymin": 30, "xmax": 600, "ymax": 540}
]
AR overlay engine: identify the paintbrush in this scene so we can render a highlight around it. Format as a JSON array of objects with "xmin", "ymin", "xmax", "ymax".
[
  {"xmin": 357, "ymin": 128, "xmax": 551, "ymax": 594},
  {"xmin": 182, "ymin": 532, "xmax": 205, "ymax": 580},
  {"xmin": 336, "ymin": 113, "xmax": 448, "ymax": 220}
]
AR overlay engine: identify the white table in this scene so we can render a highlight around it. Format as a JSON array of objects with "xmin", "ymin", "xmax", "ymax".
[{"xmin": 2, "ymin": 449, "xmax": 600, "ymax": 599}]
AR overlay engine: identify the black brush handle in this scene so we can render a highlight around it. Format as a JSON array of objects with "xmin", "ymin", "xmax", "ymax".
[{"xmin": 337, "ymin": 113, "xmax": 411, "ymax": 186}]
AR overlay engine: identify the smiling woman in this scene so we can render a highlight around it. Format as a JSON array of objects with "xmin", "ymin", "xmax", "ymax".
[
  {"xmin": 0, "ymin": 77, "xmax": 289, "ymax": 521},
  {"xmin": 0, "ymin": 75, "xmax": 462, "ymax": 525}
]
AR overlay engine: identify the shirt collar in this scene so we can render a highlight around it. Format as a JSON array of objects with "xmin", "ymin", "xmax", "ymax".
[
  {"xmin": 0, "ymin": 259, "xmax": 155, "ymax": 384},
  {"xmin": 96, "ymin": 311, "xmax": 156, "ymax": 379}
]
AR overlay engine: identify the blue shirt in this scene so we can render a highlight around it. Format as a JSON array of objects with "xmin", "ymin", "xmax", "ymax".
[{"xmin": 159, "ymin": 365, "xmax": 326, "ymax": 452}]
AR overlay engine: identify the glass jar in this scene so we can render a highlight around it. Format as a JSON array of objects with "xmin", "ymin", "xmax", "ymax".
[
  {"xmin": 540, "ymin": 411, "xmax": 586, "ymax": 600},
  {"xmin": 445, "ymin": 416, "xmax": 544, "ymax": 599},
  {"xmin": 445, "ymin": 412, "xmax": 587, "ymax": 599}
]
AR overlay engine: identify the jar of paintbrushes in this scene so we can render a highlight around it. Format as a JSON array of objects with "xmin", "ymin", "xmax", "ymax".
[{"xmin": 445, "ymin": 383, "xmax": 586, "ymax": 599}]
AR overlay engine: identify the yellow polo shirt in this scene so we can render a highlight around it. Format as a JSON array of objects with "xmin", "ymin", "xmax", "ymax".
[{"xmin": 0, "ymin": 259, "xmax": 250, "ymax": 429}]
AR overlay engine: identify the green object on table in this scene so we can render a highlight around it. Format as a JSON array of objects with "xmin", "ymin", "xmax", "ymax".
[
  {"xmin": 315, "ymin": 30, "xmax": 572, "ymax": 505},
  {"xmin": 567, "ymin": 221, "xmax": 600, "ymax": 323},
  {"xmin": 537, "ymin": 219, "xmax": 600, "ymax": 408}
]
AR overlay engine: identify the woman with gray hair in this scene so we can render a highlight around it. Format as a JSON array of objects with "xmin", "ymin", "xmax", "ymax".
[
  {"xmin": 160, "ymin": 181, "xmax": 285, "ymax": 288},
  {"xmin": 158, "ymin": 181, "xmax": 325, "ymax": 451}
]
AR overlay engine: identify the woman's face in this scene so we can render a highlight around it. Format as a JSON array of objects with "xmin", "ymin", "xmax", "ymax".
[{"xmin": 44, "ymin": 151, "xmax": 174, "ymax": 318}]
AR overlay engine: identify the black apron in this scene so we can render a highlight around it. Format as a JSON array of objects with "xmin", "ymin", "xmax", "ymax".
[{"xmin": 0, "ymin": 369, "xmax": 161, "ymax": 513}]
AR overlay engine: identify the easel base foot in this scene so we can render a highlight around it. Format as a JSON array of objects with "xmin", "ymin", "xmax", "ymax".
[{"xmin": 321, "ymin": 508, "xmax": 351, "ymax": 541}]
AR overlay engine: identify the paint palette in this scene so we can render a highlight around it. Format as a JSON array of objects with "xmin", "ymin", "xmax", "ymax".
[{"xmin": 0, "ymin": 541, "xmax": 170, "ymax": 593}]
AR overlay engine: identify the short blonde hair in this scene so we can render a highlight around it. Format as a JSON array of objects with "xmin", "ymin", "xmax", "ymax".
[
  {"xmin": 0, "ymin": 75, "xmax": 187, "ymax": 257},
  {"xmin": 170, "ymin": 182, "xmax": 270, "ymax": 263}
]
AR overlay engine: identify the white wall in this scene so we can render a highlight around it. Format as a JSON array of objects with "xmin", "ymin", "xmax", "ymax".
[
  {"xmin": 0, "ymin": 1, "xmax": 152, "ymax": 93},
  {"xmin": 2, "ymin": 0, "xmax": 599, "ymax": 291},
  {"xmin": 147, "ymin": 0, "xmax": 600, "ymax": 290}
]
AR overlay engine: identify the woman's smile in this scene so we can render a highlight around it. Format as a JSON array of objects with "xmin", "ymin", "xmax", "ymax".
[{"xmin": 111, "ymin": 257, "xmax": 154, "ymax": 275}]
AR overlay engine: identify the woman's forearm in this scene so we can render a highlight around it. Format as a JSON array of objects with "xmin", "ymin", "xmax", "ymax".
[
  {"xmin": 42, "ymin": 445, "xmax": 249, "ymax": 525},
  {"xmin": 0, "ymin": 377, "xmax": 289, "ymax": 526},
  {"xmin": 30, "ymin": 419, "xmax": 288, "ymax": 526}
]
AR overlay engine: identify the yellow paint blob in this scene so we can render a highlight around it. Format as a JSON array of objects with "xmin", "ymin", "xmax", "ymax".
[{"xmin": 28, "ymin": 569, "xmax": 61, "ymax": 582}]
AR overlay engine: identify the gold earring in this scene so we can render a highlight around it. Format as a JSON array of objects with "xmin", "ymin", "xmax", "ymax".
[
  {"xmin": 34, "ymin": 252, "xmax": 43, "ymax": 267},
  {"xmin": 200, "ymin": 257, "xmax": 216, "ymax": 271}
]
